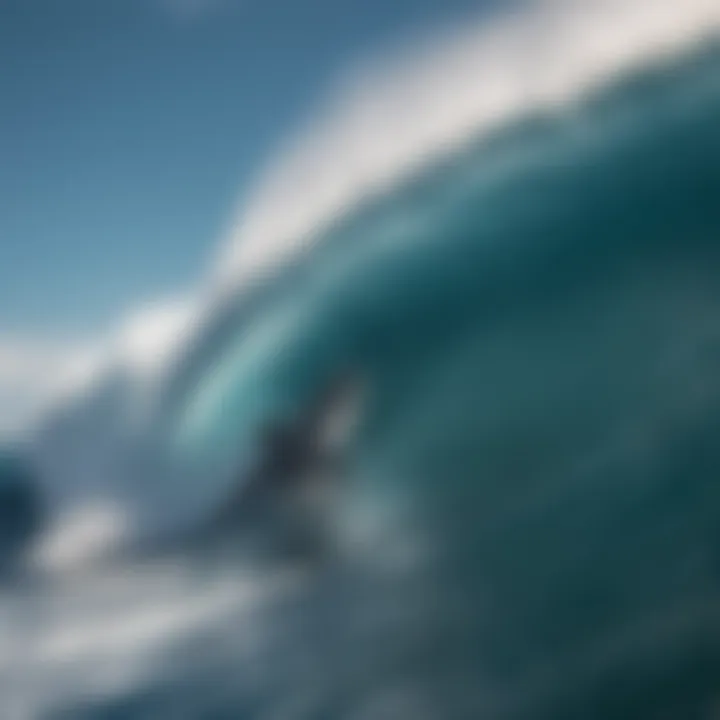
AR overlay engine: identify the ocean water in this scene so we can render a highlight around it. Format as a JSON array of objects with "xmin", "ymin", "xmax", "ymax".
[{"xmin": 4, "ymin": 13, "xmax": 720, "ymax": 720}]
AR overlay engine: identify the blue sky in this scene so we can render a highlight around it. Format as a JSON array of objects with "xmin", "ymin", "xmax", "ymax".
[{"xmin": 0, "ymin": 0, "xmax": 488, "ymax": 338}]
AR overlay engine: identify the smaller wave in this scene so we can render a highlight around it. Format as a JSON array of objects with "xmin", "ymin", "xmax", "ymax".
[{"xmin": 0, "ymin": 452, "xmax": 45, "ymax": 576}]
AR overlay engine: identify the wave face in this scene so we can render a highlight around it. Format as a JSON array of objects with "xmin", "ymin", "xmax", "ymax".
[
  {"xmin": 15, "ymin": 12, "xmax": 720, "ymax": 720},
  {"xmin": 166, "ymin": 42, "xmax": 720, "ymax": 716}
]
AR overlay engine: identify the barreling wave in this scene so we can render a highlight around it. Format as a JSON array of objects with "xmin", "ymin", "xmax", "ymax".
[
  {"xmin": 30, "ymin": 0, "xmax": 720, "ymax": 555},
  {"xmin": 15, "ymin": 2, "xmax": 720, "ymax": 718}
]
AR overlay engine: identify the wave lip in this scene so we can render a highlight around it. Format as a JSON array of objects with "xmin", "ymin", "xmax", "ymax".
[{"xmin": 216, "ymin": 0, "xmax": 720, "ymax": 295}]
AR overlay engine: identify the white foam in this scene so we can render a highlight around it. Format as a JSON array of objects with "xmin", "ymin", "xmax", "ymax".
[
  {"xmin": 0, "ymin": 296, "xmax": 203, "ymax": 440},
  {"xmin": 30, "ymin": 502, "xmax": 133, "ymax": 574}
]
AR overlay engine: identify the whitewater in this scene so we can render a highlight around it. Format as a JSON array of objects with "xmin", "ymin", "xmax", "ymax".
[{"xmin": 2, "ymin": 0, "xmax": 720, "ymax": 717}]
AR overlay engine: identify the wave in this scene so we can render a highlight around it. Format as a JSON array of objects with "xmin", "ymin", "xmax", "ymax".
[
  {"xmin": 0, "ymin": 452, "xmax": 45, "ymax": 574},
  {"xmin": 28, "ymin": 0, "xmax": 720, "ymax": 550},
  {"xmin": 170, "ymin": 36, "xmax": 720, "ymax": 458},
  {"xmin": 10, "ymin": 3, "xmax": 720, "ymax": 717}
]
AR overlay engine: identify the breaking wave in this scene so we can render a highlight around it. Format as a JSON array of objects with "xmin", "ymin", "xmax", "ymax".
[{"xmin": 11, "ymin": 1, "xmax": 720, "ymax": 716}]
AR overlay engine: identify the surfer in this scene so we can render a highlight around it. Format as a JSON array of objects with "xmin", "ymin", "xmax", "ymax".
[{"xmin": 207, "ymin": 371, "xmax": 365, "ymax": 559}]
